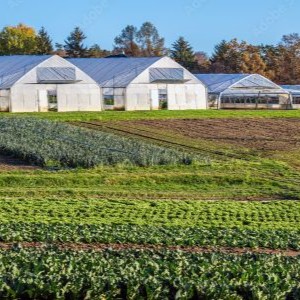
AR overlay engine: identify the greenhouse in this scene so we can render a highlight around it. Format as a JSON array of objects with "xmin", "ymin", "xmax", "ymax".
[
  {"xmin": 281, "ymin": 85, "xmax": 300, "ymax": 108},
  {"xmin": 195, "ymin": 74, "xmax": 291, "ymax": 109},
  {"xmin": 68, "ymin": 56, "xmax": 207, "ymax": 111}
]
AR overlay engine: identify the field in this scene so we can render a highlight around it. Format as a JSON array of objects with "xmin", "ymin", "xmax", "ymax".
[{"xmin": 0, "ymin": 110, "xmax": 300, "ymax": 299}]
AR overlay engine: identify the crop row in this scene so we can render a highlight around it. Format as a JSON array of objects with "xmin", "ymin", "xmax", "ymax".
[
  {"xmin": 0, "ymin": 248, "xmax": 299, "ymax": 299},
  {"xmin": 0, "ymin": 199, "xmax": 299, "ymax": 229},
  {"xmin": 0, "ymin": 118, "xmax": 202, "ymax": 168},
  {"xmin": 0, "ymin": 224, "xmax": 299, "ymax": 250}
]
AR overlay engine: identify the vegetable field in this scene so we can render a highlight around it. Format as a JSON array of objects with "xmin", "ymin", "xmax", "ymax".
[
  {"xmin": 0, "ymin": 248, "xmax": 300, "ymax": 299},
  {"xmin": 0, "ymin": 111, "xmax": 300, "ymax": 299},
  {"xmin": 0, "ymin": 118, "xmax": 200, "ymax": 168}
]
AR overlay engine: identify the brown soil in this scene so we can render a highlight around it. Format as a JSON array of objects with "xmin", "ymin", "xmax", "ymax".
[
  {"xmin": 124, "ymin": 118, "xmax": 300, "ymax": 152},
  {"xmin": 0, "ymin": 154, "xmax": 39, "ymax": 171},
  {"xmin": 1, "ymin": 242, "xmax": 299, "ymax": 257}
]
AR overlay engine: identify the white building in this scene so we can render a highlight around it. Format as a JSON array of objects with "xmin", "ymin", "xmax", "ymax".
[
  {"xmin": 68, "ymin": 56, "xmax": 207, "ymax": 111},
  {"xmin": 196, "ymin": 74, "xmax": 291, "ymax": 109},
  {"xmin": 0, "ymin": 55, "xmax": 207, "ymax": 113},
  {"xmin": 0, "ymin": 55, "xmax": 101, "ymax": 112}
]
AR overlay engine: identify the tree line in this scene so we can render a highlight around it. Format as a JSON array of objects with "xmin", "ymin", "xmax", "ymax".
[{"xmin": 0, "ymin": 23, "xmax": 299, "ymax": 84}]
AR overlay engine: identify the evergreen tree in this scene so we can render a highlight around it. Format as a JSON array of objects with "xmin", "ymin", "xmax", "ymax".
[
  {"xmin": 35, "ymin": 27, "xmax": 53, "ymax": 55},
  {"xmin": 170, "ymin": 37, "xmax": 198, "ymax": 71},
  {"xmin": 64, "ymin": 27, "xmax": 87, "ymax": 58}
]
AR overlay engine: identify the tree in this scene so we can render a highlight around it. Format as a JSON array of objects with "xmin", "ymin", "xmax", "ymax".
[
  {"xmin": 240, "ymin": 45, "xmax": 267, "ymax": 75},
  {"xmin": 35, "ymin": 27, "xmax": 53, "ymax": 55},
  {"xmin": 276, "ymin": 34, "xmax": 300, "ymax": 84},
  {"xmin": 170, "ymin": 37, "xmax": 198, "ymax": 72},
  {"xmin": 114, "ymin": 25, "xmax": 140, "ymax": 57},
  {"xmin": 64, "ymin": 27, "xmax": 87, "ymax": 58},
  {"xmin": 137, "ymin": 22, "xmax": 165, "ymax": 56},
  {"xmin": 0, "ymin": 23, "xmax": 37, "ymax": 55},
  {"xmin": 88, "ymin": 44, "xmax": 111, "ymax": 58},
  {"xmin": 210, "ymin": 39, "xmax": 268, "ymax": 76},
  {"xmin": 210, "ymin": 39, "xmax": 243, "ymax": 73},
  {"xmin": 195, "ymin": 51, "xmax": 211, "ymax": 73}
]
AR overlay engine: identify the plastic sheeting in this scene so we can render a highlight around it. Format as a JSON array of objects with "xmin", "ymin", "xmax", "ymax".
[
  {"xmin": 0, "ymin": 55, "xmax": 51, "ymax": 89},
  {"xmin": 68, "ymin": 57, "xmax": 161, "ymax": 88},
  {"xmin": 195, "ymin": 74, "xmax": 287, "ymax": 96},
  {"xmin": 281, "ymin": 85, "xmax": 300, "ymax": 96},
  {"xmin": 37, "ymin": 67, "xmax": 76, "ymax": 83},
  {"xmin": 149, "ymin": 68, "xmax": 185, "ymax": 82}
]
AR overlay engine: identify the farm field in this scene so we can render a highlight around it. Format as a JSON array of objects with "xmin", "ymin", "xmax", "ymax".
[{"xmin": 0, "ymin": 111, "xmax": 300, "ymax": 298}]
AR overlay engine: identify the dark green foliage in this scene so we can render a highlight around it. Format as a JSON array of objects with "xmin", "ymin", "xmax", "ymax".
[
  {"xmin": 0, "ymin": 118, "xmax": 200, "ymax": 168},
  {"xmin": 170, "ymin": 37, "xmax": 198, "ymax": 72},
  {"xmin": 64, "ymin": 27, "xmax": 87, "ymax": 58},
  {"xmin": 35, "ymin": 27, "xmax": 53, "ymax": 55},
  {"xmin": 0, "ymin": 248, "xmax": 299, "ymax": 299},
  {"xmin": 0, "ymin": 223, "xmax": 299, "ymax": 250}
]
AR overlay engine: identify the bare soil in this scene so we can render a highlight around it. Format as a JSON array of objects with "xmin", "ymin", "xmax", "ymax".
[
  {"xmin": 1, "ymin": 242, "xmax": 299, "ymax": 257},
  {"xmin": 125, "ymin": 118, "xmax": 300, "ymax": 152},
  {"xmin": 0, "ymin": 154, "xmax": 38, "ymax": 171}
]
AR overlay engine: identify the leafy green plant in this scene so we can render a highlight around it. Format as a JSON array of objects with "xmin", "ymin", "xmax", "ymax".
[
  {"xmin": 0, "ymin": 248, "xmax": 299, "ymax": 299},
  {"xmin": 0, "ymin": 118, "xmax": 203, "ymax": 168}
]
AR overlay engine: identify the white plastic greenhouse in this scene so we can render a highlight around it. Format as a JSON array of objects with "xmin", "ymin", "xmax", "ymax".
[{"xmin": 196, "ymin": 74, "xmax": 292, "ymax": 109}]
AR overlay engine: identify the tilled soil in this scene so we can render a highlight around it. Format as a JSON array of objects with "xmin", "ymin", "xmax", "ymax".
[
  {"xmin": 125, "ymin": 118, "xmax": 300, "ymax": 151},
  {"xmin": 1, "ymin": 242, "xmax": 299, "ymax": 257},
  {"xmin": 0, "ymin": 155, "xmax": 38, "ymax": 171}
]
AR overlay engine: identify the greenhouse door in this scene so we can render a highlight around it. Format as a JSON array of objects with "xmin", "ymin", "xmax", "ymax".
[
  {"xmin": 151, "ymin": 90, "xmax": 159, "ymax": 110},
  {"xmin": 38, "ymin": 90, "xmax": 48, "ymax": 112}
]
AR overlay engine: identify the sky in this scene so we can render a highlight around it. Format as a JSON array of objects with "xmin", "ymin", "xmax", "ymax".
[{"xmin": 1, "ymin": 0, "xmax": 299, "ymax": 55}]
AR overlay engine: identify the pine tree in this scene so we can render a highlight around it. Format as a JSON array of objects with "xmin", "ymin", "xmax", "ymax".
[
  {"xmin": 170, "ymin": 37, "xmax": 198, "ymax": 71},
  {"xmin": 64, "ymin": 27, "xmax": 87, "ymax": 58},
  {"xmin": 35, "ymin": 27, "xmax": 53, "ymax": 55}
]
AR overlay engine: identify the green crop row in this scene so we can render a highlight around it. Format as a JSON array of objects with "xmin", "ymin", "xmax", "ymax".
[
  {"xmin": 0, "ymin": 223, "xmax": 299, "ymax": 250},
  {"xmin": 0, "ymin": 118, "xmax": 202, "ymax": 168},
  {"xmin": 0, "ymin": 248, "xmax": 299, "ymax": 299},
  {"xmin": 0, "ymin": 199, "xmax": 299, "ymax": 230}
]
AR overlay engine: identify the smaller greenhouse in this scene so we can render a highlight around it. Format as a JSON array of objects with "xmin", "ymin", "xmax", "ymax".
[
  {"xmin": 281, "ymin": 85, "xmax": 300, "ymax": 109},
  {"xmin": 196, "ymin": 74, "xmax": 291, "ymax": 109}
]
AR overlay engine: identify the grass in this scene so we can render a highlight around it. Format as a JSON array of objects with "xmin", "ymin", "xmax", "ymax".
[
  {"xmin": 0, "ymin": 159, "xmax": 299, "ymax": 201},
  {"xmin": 3, "ymin": 109, "xmax": 300, "ymax": 122}
]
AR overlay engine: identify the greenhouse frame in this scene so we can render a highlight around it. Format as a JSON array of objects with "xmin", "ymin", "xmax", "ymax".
[{"xmin": 196, "ymin": 74, "xmax": 292, "ymax": 109}]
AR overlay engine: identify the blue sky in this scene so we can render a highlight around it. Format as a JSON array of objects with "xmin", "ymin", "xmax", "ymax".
[{"xmin": 1, "ymin": 0, "xmax": 299, "ymax": 54}]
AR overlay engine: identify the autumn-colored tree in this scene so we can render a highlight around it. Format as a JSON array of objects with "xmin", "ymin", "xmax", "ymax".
[
  {"xmin": 137, "ymin": 22, "xmax": 166, "ymax": 56},
  {"xmin": 114, "ymin": 22, "xmax": 166, "ymax": 57},
  {"xmin": 240, "ymin": 45, "xmax": 267, "ymax": 75},
  {"xmin": 275, "ymin": 34, "xmax": 300, "ymax": 84},
  {"xmin": 114, "ymin": 25, "xmax": 141, "ymax": 57},
  {"xmin": 195, "ymin": 51, "xmax": 211, "ymax": 73},
  {"xmin": 0, "ymin": 23, "xmax": 37, "ymax": 55},
  {"xmin": 210, "ymin": 39, "xmax": 268, "ymax": 76}
]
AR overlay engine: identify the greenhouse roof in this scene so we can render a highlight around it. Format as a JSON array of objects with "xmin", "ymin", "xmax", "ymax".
[
  {"xmin": 68, "ymin": 57, "xmax": 162, "ymax": 88},
  {"xmin": 0, "ymin": 55, "xmax": 51, "ymax": 89},
  {"xmin": 281, "ymin": 85, "xmax": 300, "ymax": 96},
  {"xmin": 196, "ymin": 74, "xmax": 287, "ymax": 95}
]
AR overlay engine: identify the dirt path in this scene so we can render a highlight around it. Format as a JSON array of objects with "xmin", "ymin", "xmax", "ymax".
[
  {"xmin": 0, "ymin": 154, "xmax": 38, "ymax": 171},
  {"xmin": 2, "ymin": 242, "xmax": 299, "ymax": 257},
  {"xmin": 122, "ymin": 118, "xmax": 300, "ymax": 152}
]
